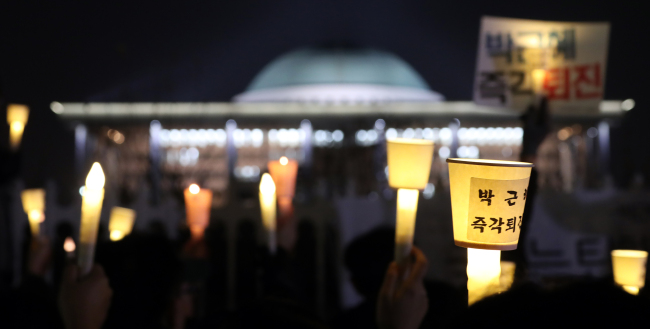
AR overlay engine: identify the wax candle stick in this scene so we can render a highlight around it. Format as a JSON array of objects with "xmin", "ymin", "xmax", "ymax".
[
  {"xmin": 21, "ymin": 189, "xmax": 45, "ymax": 237},
  {"xmin": 184, "ymin": 184, "xmax": 212, "ymax": 240},
  {"xmin": 395, "ymin": 188, "xmax": 419, "ymax": 265},
  {"xmin": 259, "ymin": 173, "xmax": 277, "ymax": 254},
  {"xmin": 7, "ymin": 104, "xmax": 29, "ymax": 150},
  {"xmin": 268, "ymin": 157, "xmax": 298, "ymax": 219},
  {"xmin": 109, "ymin": 207, "xmax": 136, "ymax": 241},
  {"xmin": 386, "ymin": 138, "xmax": 434, "ymax": 265},
  {"xmin": 78, "ymin": 163, "xmax": 105, "ymax": 276},
  {"xmin": 467, "ymin": 248, "xmax": 501, "ymax": 306}
]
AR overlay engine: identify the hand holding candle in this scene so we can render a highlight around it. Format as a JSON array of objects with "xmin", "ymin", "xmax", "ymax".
[
  {"xmin": 386, "ymin": 138, "xmax": 434, "ymax": 266},
  {"xmin": 259, "ymin": 173, "xmax": 277, "ymax": 254},
  {"xmin": 78, "ymin": 163, "xmax": 106, "ymax": 276},
  {"xmin": 21, "ymin": 188, "xmax": 46, "ymax": 237}
]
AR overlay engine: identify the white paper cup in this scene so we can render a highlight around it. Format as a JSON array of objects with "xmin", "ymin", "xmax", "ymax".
[
  {"xmin": 447, "ymin": 158, "xmax": 533, "ymax": 250},
  {"xmin": 611, "ymin": 250, "xmax": 647, "ymax": 291},
  {"xmin": 387, "ymin": 138, "xmax": 434, "ymax": 190}
]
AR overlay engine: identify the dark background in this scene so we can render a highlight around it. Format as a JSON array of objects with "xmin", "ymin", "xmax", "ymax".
[{"xmin": 1, "ymin": 0, "xmax": 648, "ymax": 189}]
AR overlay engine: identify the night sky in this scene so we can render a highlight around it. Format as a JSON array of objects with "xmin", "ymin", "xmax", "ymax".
[{"xmin": 1, "ymin": 0, "xmax": 647, "ymax": 189}]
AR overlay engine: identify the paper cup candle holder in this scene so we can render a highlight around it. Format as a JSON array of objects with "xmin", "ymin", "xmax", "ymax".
[
  {"xmin": 21, "ymin": 188, "xmax": 46, "ymax": 237},
  {"xmin": 446, "ymin": 158, "xmax": 533, "ymax": 305},
  {"xmin": 7, "ymin": 104, "xmax": 29, "ymax": 150},
  {"xmin": 611, "ymin": 250, "xmax": 647, "ymax": 295},
  {"xmin": 268, "ymin": 156, "xmax": 298, "ymax": 219},
  {"xmin": 109, "ymin": 207, "xmax": 136, "ymax": 241},
  {"xmin": 184, "ymin": 184, "xmax": 213, "ymax": 240},
  {"xmin": 386, "ymin": 138, "xmax": 435, "ymax": 265}
]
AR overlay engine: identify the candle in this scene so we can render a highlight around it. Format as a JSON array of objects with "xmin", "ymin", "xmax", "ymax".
[
  {"xmin": 395, "ymin": 188, "xmax": 419, "ymax": 265},
  {"xmin": 268, "ymin": 156, "xmax": 298, "ymax": 218},
  {"xmin": 611, "ymin": 250, "xmax": 648, "ymax": 295},
  {"xmin": 386, "ymin": 138, "xmax": 434, "ymax": 265},
  {"xmin": 109, "ymin": 207, "xmax": 136, "ymax": 241},
  {"xmin": 78, "ymin": 162, "xmax": 106, "ymax": 276},
  {"xmin": 184, "ymin": 184, "xmax": 212, "ymax": 240},
  {"xmin": 63, "ymin": 237, "xmax": 76, "ymax": 261},
  {"xmin": 531, "ymin": 68, "xmax": 546, "ymax": 96},
  {"xmin": 446, "ymin": 158, "xmax": 533, "ymax": 305},
  {"xmin": 7, "ymin": 104, "xmax": 29, "ymax": 150},
  {"xmin": 21, "ymin": 188, "xmax": 45, "ymax": 237},
  {"xmin": 467, "ymin": 248, "xmax": 501, "ymax": 306},
  {"xmin": 259, "ymin": 173, "xmax": 277, "ymax": 254}
]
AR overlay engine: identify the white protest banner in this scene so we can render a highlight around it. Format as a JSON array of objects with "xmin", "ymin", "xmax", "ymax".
[{"xmin": 473, "ymin": 16, "xmax": 610, "ymax": 114}]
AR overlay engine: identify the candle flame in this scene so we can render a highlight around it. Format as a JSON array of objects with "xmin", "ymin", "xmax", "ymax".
[
  {"xmin": 28, "ymin": 210, "xmax": 44, "ymax": 223},
  {"xmin": 10, "ymin": 121, "xmax": 24, "ymax": 133},
  {"xmin": 7, "ymin": 104, "xmax": 29, "ymax": 124},
  {"xmin": 623, "ymin": 286, "xmax": 640, "ymax": 295},
  {"xmin": 279, "ymin": 156, "xmax": 289, "ymax": 166},
  {"xmin": 259, "ymin": 173, "xmax": 276, "ymax": 195},
  {"xmin": 531, "ymin": 69, "xmax": 546, "ymax": 94},
  {"xmin": 189, "ymin": 184, "xmax": 200, "ymax": 194},
  {"xmin": 110, "ymin": 230, "xmax": 125, "ymax": 241},
  {"xmin": 397, "ymin": 189, "xmax": 419, "ymax": 211},
  {"xmin": 63, "ymin": 237, "xmax": 76, "ymax": 252},
  {"xmin": 85, "ymin": 163, "xmax": 105, "ymax": 189}
]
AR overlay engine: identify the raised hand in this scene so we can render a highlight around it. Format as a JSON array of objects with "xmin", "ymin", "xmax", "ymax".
[
  {"xmin": 377, "ymin": 246, "xmax": 429, "ymax": 329},
  {"xmin": 28, "ymin": 235, "xmax": 52, "ymax": 277},
  {"xmin": 58, "ymin": 264, "xmax": 113, "ymax": 329}
]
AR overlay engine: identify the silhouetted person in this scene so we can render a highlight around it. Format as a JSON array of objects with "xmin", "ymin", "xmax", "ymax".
[
  {"xmin": 334, "ymin": 227, "xmax": 395, "ymax": 329},
  {"xmin": 95, "ymin": 233, "xmax": 188, "ymax": 329},
  {"xmin": 457, "ymin": 279, "xmax": 650, "ymax": 328}
]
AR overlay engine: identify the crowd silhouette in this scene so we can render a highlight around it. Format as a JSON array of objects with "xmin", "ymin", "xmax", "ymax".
[{"xmin": 2, "ymin": 97, "xmax": 650, "ymax": 328}]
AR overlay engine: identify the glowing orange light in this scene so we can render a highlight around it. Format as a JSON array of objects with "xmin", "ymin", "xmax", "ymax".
[
  {"xmin": 63, "ymin": 237, "xmax": 76, "ymax": 252},
  {"xmin": 189, "ymin": 184, "xmax": 200, "ymax": 194},
  {"xmin": 279, "ymin": 156, "xmax": 289, "ymax": 166}
]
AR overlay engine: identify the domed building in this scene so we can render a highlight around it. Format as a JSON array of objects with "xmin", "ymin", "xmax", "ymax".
[{"xmin": 234, "ymin": 48, "xmax": 444, "ymax": 103}]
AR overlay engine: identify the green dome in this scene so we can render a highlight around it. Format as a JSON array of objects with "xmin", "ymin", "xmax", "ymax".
[
  {"xmin": 246, "ymin": 48, "xmax": 432, "ymax": 91},
  {"xmin": 235, "ymin": 48, "xmax": 443, "ymax": 103}
]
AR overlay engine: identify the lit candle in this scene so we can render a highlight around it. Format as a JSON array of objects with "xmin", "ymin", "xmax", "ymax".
[
  {"xmin": 184, "ymin": 184, "xmax": 212, "ymax": 240},
  {"xmin": 446, "ymin": 158, "xmax": 533, "ymax": 305},
  {"xmin": 386, "ymin": 138, "xmax": 435, "ymax": 266},
  {"xmin": 63, "ymin": 237, "xmax": 76, "ymax": 261},
  {"xmin": 611, "ymin": 250, "xmax": 648, "ymax": 295},
  {"xmin": 259, "ymin": 173, "xmax": 277, "ymax": 254},
  {"xmin": 467, "ymin": 248, "xmax": 501, "ymax": 306},
  {"xmin": 21, "ymin": 188, "xmax": 45, "ymax": 237},
  {"xmin": 395, "ymin": 188, "xmax": 419, "ymax": 265},
  {"xmin": 78, "ymin": 162, "xmax": 106, "ymax": 276},
  {"xmin": 531, "ymin": 68, "xmax": 546, "ymax": 96},
  {"xmin": 6, "ymin": 104, "xmax": 29, "ymax": 150},
  {"xmin": 109, "ymin": 207, "xmax": 136, "ymax": 241},
  {"xmin": 268, "ymin": 156, "xmax": 298, "ymax": 218}
]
